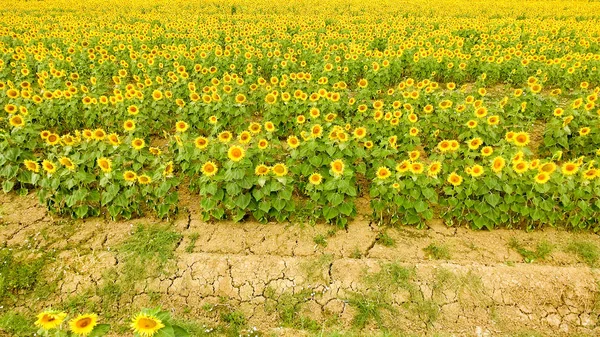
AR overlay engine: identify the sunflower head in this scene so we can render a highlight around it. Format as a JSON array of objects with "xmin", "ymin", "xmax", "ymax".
[
  {"xmin": 24, "ymin": 159, "xmax": 40, "ymax": 173},
  {"xmin": 227, "ymin": 146, "xmax": 245, "ymax": 162},
  {"xmin": 330, "ymin": 159, "xmax": 345, "ymax": 176},
  {"xmin": 375, "ymin": 166, "xmax": 391, "ymax": 180},
  {"xmin": 201, "ymin": 161, "xmax": 218, "ymax": 177},
  {"xmin": 131, "ymin": 313, "xmax": 165, "ymax": 337},
  {"xmin": 447, "ymin": 172, "xmax": 463, "ymax": 187},
  {"xmin": 69, "ymin": 314, "xmax": 98, "ymax": 336},
  {"xmin": 272, "ymin": 163, "xmax": 288, "ymax": 177},
  {"xmin": 35, "ymin": 311, "xmax": 67, "ymax": 331},
  {"xmin": 309, "ymin": 173, "xmax": 323, "ymax": 185}
]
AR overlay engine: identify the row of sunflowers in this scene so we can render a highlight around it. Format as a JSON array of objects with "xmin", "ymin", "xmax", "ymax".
[
  {"xmin": 1, "ymin": 0, "xmax": 600, "ymax": 229},
  {"xmin": 34, "ymin": 308, "xmax": 188, "ymax": 337}
]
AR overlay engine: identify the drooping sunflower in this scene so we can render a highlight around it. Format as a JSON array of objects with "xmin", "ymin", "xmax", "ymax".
[
  {"xmin": 123, "ymin": 171, "xmax": 137, "ymax": 182},
  {"xmin": 330, "ymin": 159, "xmax": 345, "ymax": 176},
  {"xmin": 35, "ymin": 311, "xmax": 67, "ymax": 330},
  {"xmin": 583, "ymin": 169, "xmax": 598, "ymax": 180},
  {"xmin": 309, "ymin": 173, "xmax": 323, "ymax": 185},
  {"xmin": 447, "ymin": 172, "xmax": 463, "ymax": 187},
  {"xmin": 92, "ymin": 129, "xmax": 106, "ymax": 140},
  {"xmin": 97, "ymin": 157, "xmax": 112, "ymax": 173},
  {"xmin": 131, "ymin": 313, "xmax": 165, "ymax": 337},
  {"xmin": 201, "ymin": 161, "xmax": 218, "ymax": 177},
  {"xmin": 539, "ymin": 162, "xmax": 557, "ymax": 174},
  {"xmin": 227, "ymin": 146, "xmax": 245, "ymax": 162},
  {"xmin": 561, "ymin": 162, "xmax": 579, "ymax": 176},
  {"xmin": 131, "ymin": 138, "xmax": 145, "ymax": 150},
  {"xmin": 163, "ymin": 161, "xmax": 174, "ymax": 177},
  {"xmin": 42, "ymin": 160, "xmax": 57, "ymax": 174},
  {"xmin": 272, "ymin": 163, "xmax": 288, "ymax": 177},
  {"xmin": 69, "ymin": 314, "xmax": 98, "ymax": 336},
  {"xmin": 375, "ymin": 166, "xmax": 391, "ymax": 180},
  {"xmin": 491, "ymin": 156, "xmax": 506, "ymax": 173},
  {"xmin": 59, "ymin": 157, "xmax": 76, "ymax": 171},
  {"xmin": 138, "ymin": 175, "xmax": 152, "ymax": 184},
  {"xmin": 24, "ymin": 159, "xmax": 40, "ymax": 173}
]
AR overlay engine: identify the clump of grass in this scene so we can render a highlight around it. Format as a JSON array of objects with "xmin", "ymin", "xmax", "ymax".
[
  {"xmin": 0, "ymin": 248, "xmax": 48, "ymax": 305},
  {"xmin": 0, "ymin": 311, "xmax": 36, "ymax": 337},
  {"xmin": 313, "ymin": 234, "xmax": 328, "ymax": 247},
  {"xmin": 508, "ymin": 238, "xmax": 553, "ymax": 263},
  {"xmin": 376, "ymin": 231, "xmax": 396, "ymax": 247},
  {"xmin": 186, "ymin": 232, "xmax": 200, "ymax": 253},
  {"xmin": 423, "ymin": 243, "xmax": 451, "ymax": 260},
  {"xmin": 567, "ymin": 240, "xmax": 600, "ymax": 267},
  {"xmin": 119, "ymin": 224, "xmax": 182, "ymax": 262}
]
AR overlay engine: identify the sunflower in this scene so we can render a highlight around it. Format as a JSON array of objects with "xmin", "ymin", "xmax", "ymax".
[
  {"xmin": 69, "ymin": 314, "xmax": 97, "ymax": 336},
  {"xmin": 579, "ymin": 127, "xmax": 591, "ymax": 136},
  {"xmin": 92, "ymin": 129, "xmax": 106, "ymax": 140},
  {"xmin": 375, "ymin": 166, "xmax": 391, "ymax": 180},
  {"xmin": 513, "ymin": 161, "xmax": 529, "ymax": 174},
  {"xmin": 97, "ymin": 157, "xmax": 112, "ymax": 173},
  {"xmin": 264, "ymin": 93, "xmax": 277, "ymax": 104},
  {"xmin": 427, "ymin": 162, "xmax": 442, "ymax": 177},
  {"xmin": 449, "ymin": 140, "xmax": 459, "ymax": 151},
  {"xmin": 409, "ymin": 127, "xmax": 419, "ymax": 137},
  {"xmin": 272, "ymin": 163, "xmax": 288, "ymax": 177},
  {"xmin": 553, "ymin": 108, "xmax": 564, "ymax": 117},
  {"xmin": 357, "ymin": 78, "xmax": 368, "ymax": 88},
  {"xmin": 437, "ymin": 140, "xmax": 451, "ymax": 153},
  {"xmin": 311, "ymin": 124, "xmax": 323, "ymax": 138},
  {"xmin": 35, "ymin": 311, "xmax": 67, "ymax": 330},
  {"xmin": 468, "ymin": 138, "xmax": 483, "ymax": 150},
  {"xmin": 481, "ymin": 146, "xmax": 493, "ymax": 157},
  {"xmin": 107, "ymin": 133, "xmax": 120, "ymax": 146},
  {"xmin": 447, "ymin": 172, "xmax": 463, "ymax": 186},
  {"xmin": 505, "ymin": 131, "xmax": 515, "ymax": 142},
  {"xmin": 59, "ymin": 157, "xmax": 76, "ymax": 171},
  {"xmin": 255, "ymin": 164, "xmax": 270, "ymax": 176},
  {"xmin": 131, "ymin": 138, "xmax": 145, "ymax": 150},
  {"xmin": 175, "ymin": 121, "xmax": 189, "ymax": 133},
  {"xmin": 287, "ymin": 136, "xmax": 300, "ymax": 149},
  {"xmin": 468, "ymin": 165, "xmax": 484, "ymax": 177},
  {"xmin": 149, "ymin": 147, "xmax": 162, "ymax": 156},
  {"xmin": 466, "ymin": 120, "xmax": 478, "ymax": 129},
  {"xmin": 208, "ymin": 115, "xmax": 218, "ymax": 124},
  {"xmin": 24, "ymin": 160, "xmax": 40, "ymax": 172},
  {"xmin": 296, "ymin": 115, "xmax": 306, "ymax": 124},
  {"xmin": 513, "ymin": 132, "xmax": 530, "ymax": 147},
  {"xmin": 193, "ymin": 136, "xmax": 208, "ymax": 149},
  {"xmin": 40, "ymin": 130, "xmax": 50, "ymax": 140},
  {"xmin": 42, "ymin": 160, "xmax": 57, "ymax": 174},
  {"xmin": 9, "ymin": 115, "xmax": 25, "ymax": 127},
  {"xmin": 218, "ymin": 131, "xmax": 233, "ymax": 143},
  {"xmin": 123, "ymin": 171, "xmax": 137, "ymax": 182},
  {"xmin": 474, "ymin": 107, "xmax": 488, "ymax": 118},
  {"xmin": 200, "ymin": 162, "xmax": 217, "ymax": 177},
  {"xmin": 138, "ymin": 175, "xmax": 152, "ymax": 184},
  {"xmin": 46, "ymin": 133, "xmax": 60, "ymax": 145},
  {"xmin": 131, "ymin": 313, "xmax": 165, "ymax": 337},
  {"xmin": 491, "ymin": 156, "xmax": 506, "ymax": 173},
  {"xmin": 163, "ymin": 161, "xmax": 174, "ymax": 177},
  {"xmin": 561, "ymin": 162, "xmax": 579, "ymax": 176},
  {"xmin": 330, "ymin": 159, "xmax": 345, "ymax": 176},
  {"xmin": 235, "ymin": 94, "xmax": 246, "ymax": 104},
  {"xmin": 238, "ymin": 131, "xmax": 252, "ymax": 144},
  {"xmin": 227, "ymin": 146, "xmax": 245, "ymax": 162},
  {"xmin": 408, "ymin": 150, "xmax": 420, "ymax": 161},
  {"xmin": 396, "ymin": 160, "xmax": 410, "ymax": 173},
  {"xmin": 539, "ymin": 162, "xmax": 557, "ymax": 174},
  {"xmin": 534, "ymin": 172, "xmax": 550, "ymax": 184},
  {"xmin": 583, "ymin": 169, "xmax": 598, "ymax": 180},
  {"xmin": 410, "ymin": 162, "xmax": 424, "ymax": 174},
  {"xmin": 264, "ymin": 121, "xmax": 275, "ymax": 133},
  {"xmin": 364, "ymin": 141, "xmax": 374, "ymax": 149},
  {"xmin": 82, "ymin": 130, "xmax": 93, "ymax": 140},
  {"xmin": 248, "ymin": 122, "xmax": 262, "ymax": 134},
  {"xmin": 152, "ymin": 90, "xmax": 163, "ymax": 101},
  {"xmin": 127, "ymin": 105, "xmax": 139, "ymax": 115},
  {"xmin": 62, "ymin": 134, "xmax": 76, "ymax": 146},
  {"xmin": 487, "ymin": 115, "xmax": 500, "ymax": 125},
  {"xmin": 353, "ymin": 127, "xmax": 367, "ymax": 139}
]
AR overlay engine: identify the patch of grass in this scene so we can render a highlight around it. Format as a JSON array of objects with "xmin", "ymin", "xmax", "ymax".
[
  {"xmin": 186, "ymin": 232, "xmax": 200, "ymax": 253},
  {"xmin": 508, "ymin": 238, "xmax": 553, "ymax": 263},
  {"xmin": 423, "ymin": 243, "xmax": 451, "ymax": 260},
  {"xmin": 0, "ymin": 311, "xmax": 36, "ymax": 337},
  {"xmin": 0, "ymin": 248, "xmax": 49, "ymax": 306},
  {"xmin": 119, "ymin": 224, "xmax": 182, "ymax": 262},
  {"xmin": 376, "ymin": 231, "xmax": 395, "ymax": 247},
  {"xmin": 567, "ymin": 240, "xmax": 600, "ymax": 267},
  {"xmin": 313, "ymin": 234, "xmax": 328, "ymax": 247},
  {"xmin": 270, "ymin": 289, "xmax": 321, "ymax": 331},
  {"xmin": 301, "ymin": 253, "xmax": 334, "ymax": 283},
  {"xmin": 350, "ymin": 247, "xmax": 363, "ymax": 259}
]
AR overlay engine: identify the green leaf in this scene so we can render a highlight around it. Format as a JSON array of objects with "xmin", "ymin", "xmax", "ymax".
[
  {"xmin": 235, "ymin": 193, "xmax": 251, "ymax": 209},
  {"xmin": 172, "ymin": 325, "xmax": 190, "ymax": 337},
  {"xmin": 89, "ymin": 324, "xmax": 111, "ymax": 337},
  {"xmin": 414, "ymin": 200, "xmax": 428, "ymax": 213},
  {"xmin": 485, "ymin": 194, "xmax": 501, "ymax": 207},
  {"xmin": 155, "ymin": 325, "xmax": 175, "ymax": 337},
  {"xmin": 2, "ymin": 180, "xmax": 14, "ymax": 193},
  {"xmin": 323, "ymin": 207, "xmax": 339, "ymax": 220}
]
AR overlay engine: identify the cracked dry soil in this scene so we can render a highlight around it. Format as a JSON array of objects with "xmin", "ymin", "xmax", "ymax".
[{"xmin": 2, "ymin": 192, "xmax": 600, "ymax": 336}]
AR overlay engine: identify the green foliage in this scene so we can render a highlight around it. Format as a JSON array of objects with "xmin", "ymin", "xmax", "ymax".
[
  {"xmin": 423, "ymin": 243, "xmax": 451, "ymax": 260},
  {"xmin": 0, "ymin": 311, "xmax": 36, "ymax": 337},
  {"xmin": 508, "ymin": 238, "xmax": 553, "ymax": 263},
  {"xmin": 567, "ymin": 240, "xmax": 600, "ymax": 267}
]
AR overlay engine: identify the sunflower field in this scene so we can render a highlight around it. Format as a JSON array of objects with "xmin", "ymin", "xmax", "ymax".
[{"xmin": 1, "ymin": 0, "xmax": 600, "ymax": 230}]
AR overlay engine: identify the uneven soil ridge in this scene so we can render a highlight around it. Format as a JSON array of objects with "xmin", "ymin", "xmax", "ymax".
[{"xmin": 1, "ymin": 193, "xmax": 600, "ymax": 336}]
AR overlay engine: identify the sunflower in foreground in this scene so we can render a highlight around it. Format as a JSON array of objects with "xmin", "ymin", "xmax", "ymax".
[
  {"xmin": 69, "ymin": 313, "xmax": 98, "ymax": 336},
  {"xmin": 131, "ymin": 313, "xmax": 165, "ymax": 337},
  {"xmin": 201, "ymin": 161, "xmax": 218, "ymax": 177},
  {"xmin": 272, "ymin": 163, "xmax": 288, "ymax": 177},
  {"xmin": 227, "ymin": 145, "xmax": 245, "ymax": 162},
  {"xmin": 24, "ymin": 159, "xmax": 40, "ymax": 173},
  {"xmin": 35, "ymin": 310, "xmax": 67, "ymax": 330},
  {"xmin": 447, "ymin": 172, "xmax": 463, "ymax": 187},
  {"xmin": 330, "ymin": 159, "xmax": 345, "ymax": 176},
  {"xmin": 375, "ymin": 166, "xmax": 391, "ymax": 180}
]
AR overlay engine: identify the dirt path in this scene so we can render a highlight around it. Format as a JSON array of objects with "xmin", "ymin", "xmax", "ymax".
[{"xmin": 1, "ymin": 193, "xmax": 600, "ymax": 336}]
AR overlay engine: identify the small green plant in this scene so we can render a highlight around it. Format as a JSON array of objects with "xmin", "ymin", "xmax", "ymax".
[
  {"xmin": 376, "ymin": 231, "xmax": 395, "ymax": 247},
  {"xmin": 508, "ymin": 238, "xmax": 553, "ymax": 263},
  {"xmin": 119, "ymin": 224, "xmax": 182, "ymax": 262},
  {"xmin": 313, "ymin": 234, "xmax": 328, "ymax": 247},
  {"xmin": 186, "ymin": 232, "xmax": 200, "ymax": 253},
  {"xmin": 351, "ymin": 247, "xmax": 363, "ymax": 259},
  {"xmin": 567, "ymin": 240, "xmax": 600, "ymax": 267},
  {"xmin": 423, "ymin": 243, "xmax": 451, "ymax": 260}
]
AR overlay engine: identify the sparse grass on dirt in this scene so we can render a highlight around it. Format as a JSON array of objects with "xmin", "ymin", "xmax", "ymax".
[
  {"xmin": 375, "ymin": 231, "xmax": 395, "ymax": 247},
  {"xmin": 567, "ymin": 240, "xmax": 600, "ymax": 267},
  {"xmin": 0, "ymin": 311, "xmax": 35, "ymax": 337},
  {"xmin": 508, "ymin": 238, "xmax": 553, "ymax": 263},
  {"xmin": 0, "ymin": 248, "xmax": 51, "ymax": 306},
  {"xmin": 423, "ymin": 243, "xmax": 451, "ymax": 260},
  {"xmin": 186, "ymin": 232, "xmax": 200, "ymax": 253},
  {"xmin": 119, "ymin": 223, "xmax": 182, "ymax": 262}
]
